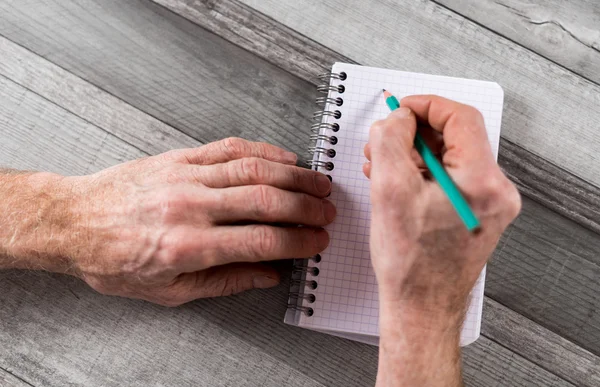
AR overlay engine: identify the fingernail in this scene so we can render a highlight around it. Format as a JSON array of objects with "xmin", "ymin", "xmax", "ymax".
[
  {"xmin": 391, "ymin": 107, "xmax": 411, "ymax": 118},
  {"xmin": 253, "ymin": 275, "xmax": 279, "ymax": 289},
  {"xmin": 322, "ymin": 200, "xmax": 336, "ymax": 223},
  {"xmin": 314, "ymin": 173, "xmax": 332, "ymax": 195},
  {"xmin": 314, "ymin": 229, "xmax": 330, "ymax": 250},
  {"xmin": 283, "ymin": 151, "xmax": 298, "ymax": 164}
]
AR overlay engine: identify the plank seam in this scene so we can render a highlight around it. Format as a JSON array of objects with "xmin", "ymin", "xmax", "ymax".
[
  {"xmin": 0, "ymin": 366, "xmax": 36, "ymax": 387},
  {"xmin": 482, "ymin": 296, "xmax": 587, "ymax": 386},
  {"xmin": 0, "ymin": 32, "xmax": 202, "ymax": 151},
  {"xmin": 430, "ymin": 0, "xmax": 600, "ymax": 89},
  {"xmin": 0, "ymin": 71, "xmax": 150, "ymax": 158}
]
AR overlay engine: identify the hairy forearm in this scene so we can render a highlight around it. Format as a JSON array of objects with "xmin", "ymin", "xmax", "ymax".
[
  {"xmin": 0, "ymin": 170, "xmax": 74, "ymax": 273},
  {"xmin": 376, "ymin": 301, "xmax": 464, "ymax": 387}
]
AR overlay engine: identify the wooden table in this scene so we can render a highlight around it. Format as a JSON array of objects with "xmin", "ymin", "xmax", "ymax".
[{"xmin": 1, "ymin": 1, "xmax": 599, "ymax": 385}]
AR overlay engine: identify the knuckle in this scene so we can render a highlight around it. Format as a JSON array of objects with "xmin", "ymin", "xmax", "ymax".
[
  {"xmin": 240, "ymin": 157, "xmax": 267, "ymax": 183},
  {"xmin": 290, "ymin": 167, "xmax": 304, "ymax": 189},
  {"xmin": 462, "ymin": 105, "xmax": 484, "ymax": 120},
  {"xmin": 251, "ymin": 226, "xmax": 278, "ymax": 257},
  {"xmin": 221, "ymin": 137, "xmax": 249, "ymax": 159},
  {"xmin": 504, "ymin": 183, "xmax": 522, "ymax": 220},
  {"xmin": 251, "ymin": 185, "xmax": 276, "ymax": 218}
]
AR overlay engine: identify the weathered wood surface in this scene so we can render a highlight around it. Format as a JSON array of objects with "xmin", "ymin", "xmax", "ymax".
[
  {"xmin": 238, "ymin": 0, "xmax": 600, "ymax": 189},
  {"xmin": 153, "ymin": 0, "xmax": 600, "ymax": 358},
  {"xmin": 483, "ymin": 298, "xmax": 600, "ymax": 386},
  {"xmin": 0, "ymin": 34, "xmax": 583, "ymax": 385},
  {"xmin": 0, "ymin": 75, "xmax": 145, "ymax": 175},
  {"xmin": 0, "ymin": 36, "xmax": 198, "ymax": 155},
  {"xmin": 152, "ymin": 0, "xmax": 600, "ymax": 235},
  {"xmin": 0, "ymin": 0, "xmax": 598, "ymax": 385},
  {"xmin": 0, "ymin": 369, "xmax": 32, "ymax": 387},
  {"xmin": 0, "ymin": 0, "xmax": 315, "ymax": 158},
  {"xmin": 0, "ymin": 269, "xmax": 581, "ymax": 387},
  {"xmin": 435, "ymin": 0, "xmax": 600, "ymax": 84}
]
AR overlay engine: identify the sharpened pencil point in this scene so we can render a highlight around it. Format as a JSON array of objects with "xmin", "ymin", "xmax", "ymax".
[{"xmin": 382, "ymin": 89, "xmax": 386, "ymax": 92}]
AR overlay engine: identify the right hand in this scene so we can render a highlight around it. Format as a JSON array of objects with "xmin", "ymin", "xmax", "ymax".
[
  {"xmin": 36, "ymin": 138, "xmax": 335, "ymax": 306},
  {"xmin": 364, "ymin": 95, "xmax": 521, "ymax": 328},
  {"xmin": 365, "ymin": 96, "xmax": 521, "ymax": 386}
]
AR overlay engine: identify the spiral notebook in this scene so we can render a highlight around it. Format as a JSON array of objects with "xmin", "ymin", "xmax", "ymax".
[{"xmin": 285, "ymin": 62, "xmax": 504, "ymax": 346}]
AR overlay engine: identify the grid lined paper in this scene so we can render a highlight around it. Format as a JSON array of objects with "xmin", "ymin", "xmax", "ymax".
[{"xmin": 297, "ymin": 63, "xmax": 504, "ymax": 346}]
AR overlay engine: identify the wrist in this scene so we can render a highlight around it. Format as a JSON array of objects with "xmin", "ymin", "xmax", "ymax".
[{"xmin": 0, "ymin": 171, "xmax": 76, "ymax": 274}]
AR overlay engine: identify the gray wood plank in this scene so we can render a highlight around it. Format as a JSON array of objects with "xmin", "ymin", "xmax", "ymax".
[
  {"xmin": 486, "ymin": 195, "xmax": 600, "ymax": 356},
  {"xmin": 0, "ymin": 0, "xmax": 315, "ymax": 159},
  {"xmin": 483, "ymin": 298, "xmax": 600, "ymax": 387},
  {"xmin": 152, "ymin": 0, "xmax": 600, "ymax": 234},
  {"xmin": 0, "ymin": 0, "xmax": 596, "ymax": 384},
  {"xmin": 434, "ymin": 0, "xmax": 600, "ymax": 85},
  {"xmin": 0, "ymin": 369, "xmax": 33, "ymax": 387},
  {"xmin": 237, "ymin": 0, "xmax": 600, "ymax": 191},
  {"xmin": 0, "ymin": 36, "xmax": 198, "ymax": 155},
  {"xmin": 0, "ymin": 270, "xmax": 575, "ymax": 387},
  {"xmin": 0, "ymin": 75, "xmax": 145, "ymax": 175},
  {"xmin": 464, "ymin": 336, "xmax": 574, "ymax": 387}
]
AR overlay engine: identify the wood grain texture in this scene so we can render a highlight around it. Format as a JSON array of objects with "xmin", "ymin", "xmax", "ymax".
[
  {"xmin": 463, "ymin": 337, "xmax": 574, "ymax": 387},
  {"xmin": 499, "ymin": 138, "xmax": 600, "ymax": 233},
  {"xmin": 0, "ymin": 270, "xmax": 576, "ymax": 387},
  {"xmin": 0, "ymin": 0, "xmax": 597, "ymax": 385},
  {"xmin": 0, "ymin": 36, "xmax": 198, "ymax": 156},
  {"xmin": 0, "ymin": 75, "xmax": 145, "ymax": 175},
  {"xmin": 0, "ymin": 369, "xmax": 33, "ymax": 387},
  {"xmin": 153, "ymin": 0, "xmax": 600, "ymax": 234},
  {"xmin": 435, "ymin": 0, "xmax": 600, "ymax": 84},
  {"xmin": 483, "ymin": 298, "xmax": 600, "ymax": 387},
  {"xmin": 486, "ymin": 195, "xmax": 600, "ymax": 356},
  {"xmin": 238, "ymin": 0, "xmax": 600, "ymax": 189},
  {"xmin": 0, "ymin": 0, "xmax": 316, "ymax": 159}
]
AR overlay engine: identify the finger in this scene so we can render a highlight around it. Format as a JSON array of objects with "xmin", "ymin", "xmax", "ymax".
[
  {"xmin": 174, "ymin": 263, "xmax": 280, "ymax": 301},
  {"xmin": 401, "ymin": 95, "xmax": 495, "ymax": 167},
  {"xmin": 208, "ymin": 185, "xmax": 336, "ymax": 226},
  {"xmin": 163, "ymin": 137, "xmax": 298, "ymax": 166},
  {"xmin": 369, "ymin": 107, "xmax": 421, "ymax": 180},
  {"xmin": 189, "ymin": 158, "xmax": 331, "ymax": 198},
  {"xmin": 363, "ymin": 162, "xmax": 371, "ymax": 179},
  {"xmin": 175, "ymin": 226, "xmax": 329, "ymax": 271},
  {"xmin": 364, "ymin": 143, "xmax": 371, "ymax": 161}
]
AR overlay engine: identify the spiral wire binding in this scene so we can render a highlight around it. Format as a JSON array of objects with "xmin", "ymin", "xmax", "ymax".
[{"xmin": 288, "ymin": 71, "xmax": 347, "ymax": 318}]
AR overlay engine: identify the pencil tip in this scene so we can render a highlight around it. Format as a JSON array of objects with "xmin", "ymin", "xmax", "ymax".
[{"xmin": 382, "ymin": 89, "xmax": 386, "ymax": 92}]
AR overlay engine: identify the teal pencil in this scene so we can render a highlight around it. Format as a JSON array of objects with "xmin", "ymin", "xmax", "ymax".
[{"xmin": 382, "ymin": 90, "xmax": 481, "ymax": 232}]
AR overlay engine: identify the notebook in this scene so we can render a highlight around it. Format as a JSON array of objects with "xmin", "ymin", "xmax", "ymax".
[{"xmin": 285, "ymin": 62, "xmax": 504, "ymax": 346}]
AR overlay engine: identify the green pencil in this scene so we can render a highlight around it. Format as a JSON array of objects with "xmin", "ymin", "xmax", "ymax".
[{"xmin": 382, "ymin": 90, "xmax": 480, "ymax": 232}]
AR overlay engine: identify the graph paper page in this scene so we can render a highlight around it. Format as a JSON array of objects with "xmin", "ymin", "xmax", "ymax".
[{"xmin": 297, "ymin": 63, "xmax": 504, "ymax": 346}]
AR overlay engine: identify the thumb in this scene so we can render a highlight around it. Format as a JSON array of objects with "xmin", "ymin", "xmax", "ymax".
[
  {"xmin": 184, "ymin": 262, "xmax": 280, "ymax": 299},
  {"xmin": 370, "ymin": 107, "xmax": 421, "ymax": 183}
]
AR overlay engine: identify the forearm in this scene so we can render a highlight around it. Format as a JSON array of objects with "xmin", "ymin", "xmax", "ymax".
[
  {"xmin": 0, "ymin": 170, "xmax": 74, "ymax": 273},
  {"xmin": 376, "ymin": 301, "xmax": 464, "ymax": 387}
]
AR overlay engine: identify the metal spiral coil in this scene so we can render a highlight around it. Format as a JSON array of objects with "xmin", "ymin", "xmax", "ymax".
[
  {"xmin": 311, "ymin": 122, "xmax": 339, "ymax": 133},
  {"xmin": 317, "ymin": 84, "xmax": 345, "ymax": 94},
  {"xmin": 306, "ymin": 160, "xmax": 335, "ymax": 171},
  {"xmin": 292, "ymin": 265, "xmax": 320, "ymax": 276},
  {"xmin": 288, "ymin": 72, "xmax": 346, "ymax": 319},
  {"xmin": 310, "ymin": 134, "xmax": 338, "ymax": 145},
  {"xmin": 313, "ymin": 110, "xmax": 342, "ymax": 120},
  {"xmin": 287, "ymin": 304, "xmax": 314, "ymax": 317},
  {"xmin": 318, "ymin": 71, "xmax": 347, "ymax": 81},
  {"xmin": 291, "ymin": 279, "xmax": 318, "ymax": 290},
  {"xmin": 288, "ymin": 292, "xmax": 316, "ymax": 303},
  {"xmin": 315, "ymin": 96, "xmax": 344, "ymax": 106},
  {"xmin": 308, "ymin": 147, "xmax": 336, "ymax": 158}
]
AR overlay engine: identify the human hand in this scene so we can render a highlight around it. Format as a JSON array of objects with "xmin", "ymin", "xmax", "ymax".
[
  {"xmin": 364, "ymin": 96, "xmax": 520, "ymax": 386},
  {"xmin": 9, "ymin": 138, "xmax": 334, "ymax": 306}
]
